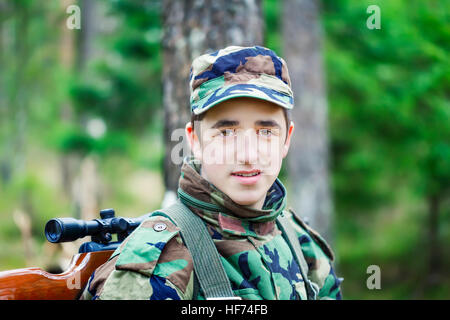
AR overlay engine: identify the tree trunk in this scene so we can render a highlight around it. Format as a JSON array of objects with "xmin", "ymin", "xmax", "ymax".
[
  {"xmin": 58, "ymin": 0, "xmax": 103, "ymax": 220},
  {"xmin": 0, "ymin": 0, "xmax": 11, "ymax": 184},
  {"xmin": 77, "ymin": 0, "xmax": 98, "ymax": 70},
  {"xmin": 282, "ymin": 0, "xmax": 334, "ymax": 243},
  {"xmin": 2, "ymin": 1, "xmax": 31, "ymax": 184},
  {"xmin": 73, "ymin": 156, "xmax": 101, "ymax": 221},
  {"xmin": 161, "ymin": 0, "xmax": 263, "ymax": 207},
  {"xmin": 59, "ymin": 0, "xmax": 77, "ymax": 199},
  {"xmin": 427, "ymin": 194, "xmax": 441, "ymax": 285}
]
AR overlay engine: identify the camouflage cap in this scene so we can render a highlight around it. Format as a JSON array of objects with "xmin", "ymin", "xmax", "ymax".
[{"xmin": 189, "ymin": 45, "xmax": 294, "ymax": 115}]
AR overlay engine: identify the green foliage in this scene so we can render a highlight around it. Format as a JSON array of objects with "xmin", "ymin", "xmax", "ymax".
[
  {"xmin": 323, "ymin": 0, "xmax": 450, "ymax": 203},
  {"xmin": 264, "ymin": 0, "xmax": 450, "ymax": 299},
  {"xmin": 50, "ymin": 123, "xmax": 131, "ymax": 156},
  {"xmin": 263, "ymin": 0, "xmax": 282, "ymax": 55},
  {"xmin": 0, "ymin": 0, "xmax": 165, "ymax": 272},
  {"xmin": 66, "ymin": 0, "xmax": 162, "ymax": 155},
  {"xmin": 321, "ymin": 0, "xmax": 450, "ymax": 299}
]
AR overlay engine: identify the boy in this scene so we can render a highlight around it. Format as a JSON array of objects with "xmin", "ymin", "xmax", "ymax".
[{"xmin": 81, "ymin": 45, "xmax": 342, "ymax": 300}]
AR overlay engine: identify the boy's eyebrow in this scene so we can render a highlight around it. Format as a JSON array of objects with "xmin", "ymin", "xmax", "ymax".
[
  {"xmin": 210, "ymin": 119, "xmax": 240, "ymax": 129},
  {"xmin": 210, "ymin": 119, "xmax": 281, "ymax": 129},
  {"xmin": 254, "ymin": 120, "xmax": 281, "ymax": 129}
]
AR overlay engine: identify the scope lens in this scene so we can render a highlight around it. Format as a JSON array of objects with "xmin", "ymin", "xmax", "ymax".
[{"xmin": 45, "ymin": 219, "xmax": 62, "ymax": 243}]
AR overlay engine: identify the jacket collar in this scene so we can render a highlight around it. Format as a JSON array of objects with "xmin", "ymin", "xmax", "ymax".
[{"xmin": 177, "ymin": 156, "xmax": 287, "ymax": 238}]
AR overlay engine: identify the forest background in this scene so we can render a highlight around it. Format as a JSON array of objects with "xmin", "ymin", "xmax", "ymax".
[{"xmin": 0, "ymin": 0, "xmax": 448, "ymax": 299}]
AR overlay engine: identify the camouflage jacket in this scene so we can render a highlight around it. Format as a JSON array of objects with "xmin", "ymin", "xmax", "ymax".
[{"xmin": 80, "ymin": 157, "xmax": 343, "ymax": 300}]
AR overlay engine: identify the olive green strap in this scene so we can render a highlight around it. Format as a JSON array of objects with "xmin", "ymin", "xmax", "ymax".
[
  {"xmin": 277, "ymin": 213, "xmax": 319, "ymax": 300},
  {"xmin": 154, "ymin": 200, "xmax": 240, "ymax": 300}
]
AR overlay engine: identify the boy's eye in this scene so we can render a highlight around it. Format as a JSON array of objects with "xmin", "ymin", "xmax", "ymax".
[
  {"xmin": 258, "ymin": 128, "xmax": 272, "ymax": 136},
  {"xmin": 219, "ymin": 128, "xmax": 235, "ymax": 137}
]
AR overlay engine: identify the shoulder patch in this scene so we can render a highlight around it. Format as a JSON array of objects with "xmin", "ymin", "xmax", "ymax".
[
  {"xmin": 115, "ymin": 215, "xmax": 181, "ymax": 276},
  {"xmin": 288, "ymin": 208, "xmax": 335, "ymax": 261}
]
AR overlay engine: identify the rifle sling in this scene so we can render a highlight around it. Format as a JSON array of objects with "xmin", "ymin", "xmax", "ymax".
[
  {"xmin": 154, "ymin": 200, "xmax": 239, "ymax": 300},
  {"xmin": 276, "ymin": 213, "xmax": 318, "ymax": 300}
]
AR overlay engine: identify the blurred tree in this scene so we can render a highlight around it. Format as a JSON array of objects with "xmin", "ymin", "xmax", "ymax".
[
  {"xmin": 0, "ymin": 0, "xmax": 30, "ymax": 185},
  {"xmin": 59, "ymin": 0, "xmax": 77, "ymax": 199},
  {"xmin": 0, "ymin": 0, "xmax": 10, "ymax": 183},
  {"xmin": 0, "ymin": 0, "xmax": 72, "ymax": 267},
  {"xmin": 282, "ymin": 0, "xmax": 334, "ymax": 243},
  {"xmin": 58, "ymin": 0, "xmax": 103, "ymax": 220},
  {"xmin": 65, "ymin": 0, "xmax": 163, "ymax": 218},
  {"xmin": 0, "ymin": 0, "xmax": 65, "ymax": 219},
  {"xmin": 161, "ymin": 0, "xmax": 264, "ymax": 207},
  {"xmin": 69, "ymin": 0, "xmax": 161, "ymax": 133}
]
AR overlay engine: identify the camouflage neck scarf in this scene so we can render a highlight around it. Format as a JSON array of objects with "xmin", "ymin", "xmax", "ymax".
[{"xmin": 177, "ymin": 156, "xmax": 287, "ymax": 238}]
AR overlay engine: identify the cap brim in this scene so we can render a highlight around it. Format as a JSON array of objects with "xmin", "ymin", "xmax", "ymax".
[{"xmin": 191, "ymin": 83, "xmax": 294, "ymax": 115}]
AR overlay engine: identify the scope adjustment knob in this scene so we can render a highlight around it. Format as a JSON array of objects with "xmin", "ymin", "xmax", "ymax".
[{"xmin": 100, "ymin": 208, "xmax": 115, "ymax": 219}]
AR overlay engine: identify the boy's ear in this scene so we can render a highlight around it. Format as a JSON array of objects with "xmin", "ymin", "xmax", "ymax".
[
  {"xmin": 185, "ymin": 121, "xmax": 202, "ymax": 160},
  {"xmin": 282, "ymin": 121, "xmax": 295, "ymax": 159}
]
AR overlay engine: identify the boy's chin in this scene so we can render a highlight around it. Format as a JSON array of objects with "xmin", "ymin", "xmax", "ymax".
[{"xmin": 226, "ymin": 190, "xmax": 266, "ymax": 207}]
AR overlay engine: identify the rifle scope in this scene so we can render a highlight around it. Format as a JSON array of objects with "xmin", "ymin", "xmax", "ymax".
[{"xmin": 44, "ymin": 209, "xmax": 147, "ymax": 243}]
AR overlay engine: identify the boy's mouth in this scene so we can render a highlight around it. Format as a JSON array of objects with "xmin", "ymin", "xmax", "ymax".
[{"xmin": 231, "ymin": 169, "xmax": 262, "ymax": 185}]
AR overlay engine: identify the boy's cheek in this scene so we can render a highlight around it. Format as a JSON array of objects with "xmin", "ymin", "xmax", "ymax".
[
  {"xmin": 258, "ymin": 139, "xmax": 284, "ymax": 164},
  {"xmin": 200, "ymin": 141, "xmax": 229, "ymax": 166},
  {"xmin": 261, "ymin": 160, "xmax": 283, "ymax": 176},
  {"xmin": 192, "ymin": 143, "xmax": 203, "ymax": 161},
  {"xmin": 198, "ymin": 142, "xmax": 285, "ymax": 171}
]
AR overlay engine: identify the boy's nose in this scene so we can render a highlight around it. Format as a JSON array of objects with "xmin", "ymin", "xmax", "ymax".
[{"xmin": 235, "ymin": 130, "xmax": 258, "ymax": 165}]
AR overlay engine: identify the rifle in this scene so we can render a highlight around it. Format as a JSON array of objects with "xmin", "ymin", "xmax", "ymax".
[{"xmin": 0, "ymin": 209, "xmax": 149, "ymax": 300}]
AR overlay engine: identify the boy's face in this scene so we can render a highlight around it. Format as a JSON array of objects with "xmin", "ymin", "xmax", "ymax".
[{"xmin": 186, "ymin": 97, "xmax": 294, "ymax": 210}]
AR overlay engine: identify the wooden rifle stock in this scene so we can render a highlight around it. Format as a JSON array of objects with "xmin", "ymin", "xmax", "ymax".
[{"xmin": 0, "ymin": 250, "xmax": 113, "ymax": 300}]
